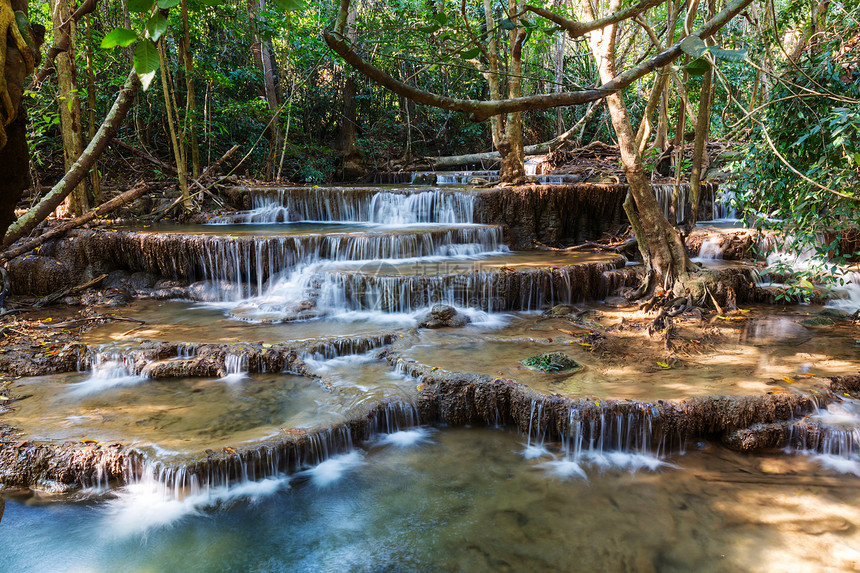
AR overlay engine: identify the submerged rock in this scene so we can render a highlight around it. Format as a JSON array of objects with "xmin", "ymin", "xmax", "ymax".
[{"xmin": 419, "ymin": 304, "xmax": 471, "ymax": 329}]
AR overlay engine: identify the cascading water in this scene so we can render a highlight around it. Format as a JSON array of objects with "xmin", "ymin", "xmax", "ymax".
[
  {"xmin": 212, "ymin": 187, "xmax": 479, "ymax": 225},
  {"xmin": 787, "ymin": 396, "xmax": 860, "ymax": 476},
  {"xmin": 522, "ymin": 399, "xmax": 680, "ymax": 478},
  {"xmin": 70, "ymin": 351, "xmax": 148, "ymax": 396}
]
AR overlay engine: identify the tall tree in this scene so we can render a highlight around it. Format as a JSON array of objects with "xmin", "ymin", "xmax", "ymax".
[
  {"xmin": 0, "ymin": 0, "xmax": 39, "ymax": 239},
  {"xmin": 326, "ymin": 0, "xmax": 756, "ymax": 285},
  {"xmin": 51, "ymin": 0, "xmax": 88, "ymax": 216}
]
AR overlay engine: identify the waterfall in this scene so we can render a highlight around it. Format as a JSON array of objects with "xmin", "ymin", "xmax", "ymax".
[
  {"xmin": 787, "ymin": 398, "xmax": 860, "ymax": 475},
  {"xmin": 212, "ymin": 187, "xmax": 479, "ymax": 225}
]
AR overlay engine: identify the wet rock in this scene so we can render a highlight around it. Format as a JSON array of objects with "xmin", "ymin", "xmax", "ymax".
[
  {"xmin": 549, "ymin": 304, "xmax": 575, "ymax": 315},
  {"xmin": 128, "ymin": 272, "xmax": 159, "ymax": 291},
  {"xmin": 603, "ymin": 296, "xmax": 629, "ymax": 308},
  {"xmin": 412, "ymin": 173, "xmax": 437, "ymax": 185},
  {"xmin": 722, "ymin": 422, "xmax": 791, "ymax": 451},
  {"xmin": 7, "ymin": 255, "xmax": 74, "ymax": 295},
  {"xmin": 103, "ymin": 270, "xmax": 132, "ymax": 289},
  {"xmin": 80, "ymin": 286, "xmax": 134, "ymax": 307},
  {"xmin": 154, "ymin": 278, "xmax": 185, "ymax": 289},
  {"xmin": 468, "ymin": 177, "xmax": 490, "ymax": 186},
  {"xmin": 0, "ymin": 441, "xmax": 141, "ymax": 491},
  {"xmin": 419, "ymin": 305, "xmax": 471, "ymax": 329},
  {"xmin": 685, "ymin": 228, "xmax": 761, "ymax": 261},
  {"xmin": 672, "ymin": 267, "xmax": 759, "ymax": 307},
  {"xmin": 800, "ymin": 316, "xmax": 836, "ymax": 327},
  {"xmin": 820, "ymin": 307, "xmax": 851, "ymax": 319}
]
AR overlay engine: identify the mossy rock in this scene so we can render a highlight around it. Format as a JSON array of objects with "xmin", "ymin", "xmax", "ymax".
[
  {"xmin": 800, "ymin": 316, "xmax": 836, "ymax": 327},
  {"xmin": 520, "ymin": 352, "xmax": 583, "ymax": 374}
]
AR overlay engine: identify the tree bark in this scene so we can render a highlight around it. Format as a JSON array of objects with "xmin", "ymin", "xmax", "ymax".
[
  {"xmin": 158, "ymin": 39, "xmax": 191, "ymax": 212},
  {"xmin": 51, "ymin": 0, "xmax": 88, "ymax": 216},
  {"xmin": 0, "ymin": 0, "xmax": 39, "ymax": 240},
  {"xmin": 180, "ymin": 0, "xmax": 200, "ymax": 179},
  {"xmin": 588, "ymin": 0, "xmax": 689, "ymax": 289},
  {"xmin": 2, "ymin": 71, "xmax": 140, "ymax": 248},
  {"xmin": 83, "ymin": 12, "xmax": 101, "ymax": 205},
  {"xmin": 248, "ymin": 0, "xmax": 281, "ymax": 179}
]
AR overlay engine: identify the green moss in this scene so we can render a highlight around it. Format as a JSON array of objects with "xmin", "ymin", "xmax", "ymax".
[{"xmin": 520, "ymin": 352, "xmax": 582, "ymax": 374}]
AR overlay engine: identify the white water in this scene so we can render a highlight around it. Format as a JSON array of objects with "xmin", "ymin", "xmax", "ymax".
[
  {"xmin": 766, "ymin": 244, "xmax": 860, "ymax": 312},
  {"xmin": 692, "ymin": 236, "xmax": 723, "ymax": 262},
  {"xmin": 70, "ymin": 354, "xmax": 147, "ymax": 397},
  {"xmin": 375, "ymin": 428, "xmax": 436, "ymax": 448},
  {"xmin": 296, "ymin": 451, "xmax": 366, "ymax": 488},
  {"xmin": 219, "ymin": 354, "xmax": 249, "ymax": 383},
  {"xmin": 789, "ymin": 397, "xmax": 860, "ymax": 476}
]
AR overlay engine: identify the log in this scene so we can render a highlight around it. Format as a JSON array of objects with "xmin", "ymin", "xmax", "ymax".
[
  {"xmin": 0, "ymin": 182, "xmax": 151, "ymax": 265},
  {"xmin": 2, "ymin": 71, "xmax": 141, "ymax": 248}
]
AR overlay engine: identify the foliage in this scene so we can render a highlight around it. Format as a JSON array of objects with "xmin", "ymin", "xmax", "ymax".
[{"xmin": 732, "ymin": 3, "xmax": 860, "ymax": 297}]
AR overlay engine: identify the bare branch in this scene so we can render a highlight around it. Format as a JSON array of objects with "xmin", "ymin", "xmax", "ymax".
[
  {"xmin": 525, "ymin": 0, "xmax": 668, "ymax": 39},
  {"xmin": 325, "ymin": 0, "xmax": 757, "ymax": 121}
]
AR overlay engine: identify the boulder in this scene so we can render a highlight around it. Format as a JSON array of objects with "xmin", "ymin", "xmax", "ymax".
[
  {"xmin": 7, "ymin": 255, "xmax": 74, "ymax": 295},
  {"xmin": 412, "ymin": 173, "xmax": 437, "ymax": 185},
  {"xmin": 419, "ymin": 304, "xmax": 471, "ymax": 329}
]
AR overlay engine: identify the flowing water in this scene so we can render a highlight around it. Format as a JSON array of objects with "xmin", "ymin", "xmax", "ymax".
[
  {"xmin": 3, "ymin": 427, "xmax": 860, "ymax": 573},
  {"xmin": 3, "ymin": 182, "xmax": 860, "ymax": 570}
]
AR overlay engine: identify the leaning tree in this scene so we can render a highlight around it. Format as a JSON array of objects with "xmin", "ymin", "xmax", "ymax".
[{"xmin": 325, "ymin": 0, "xmax": 756, "ymax": 291}]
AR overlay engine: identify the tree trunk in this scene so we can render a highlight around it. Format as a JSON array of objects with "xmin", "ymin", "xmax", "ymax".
[
  {"xmin": 180, "ymin": 0, "xmax": 201, "ymax": 179},
  {"xmin": 3, "ymin": 71, "xmax": 141, "ymax": 248},
  {"xmin": 689, "ymin": 59, "xmax": 714, "ymax": 226},
  {"xmin": 158, "ymin": 39, "xmax": 191, "ymax": 212},
  {"xmin": 83, "ymin": 13, "xmax": 102, "ymax": 205},
  {"xmin": 51, "ymin": 0, "xmax": 88, "ymax": 216},
  {"xmin": 248, "ymin": 0, "xmax": 281, "ymax": 180},
  {"xmin": 588, "ymin": 0, "xmax": 689, "ymax": 289},
  {"xmin": 689, "ymin": 0, "xmax": 717, "ymax": 227},
  {"xmin": 0, "ymin": 0, "xmax": 38, "ymax": 239}
]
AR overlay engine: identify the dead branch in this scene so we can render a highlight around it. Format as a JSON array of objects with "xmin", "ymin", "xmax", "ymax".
[{"xmin": 0, "ymin": 182, "xmax": 151, "ymax": 265}]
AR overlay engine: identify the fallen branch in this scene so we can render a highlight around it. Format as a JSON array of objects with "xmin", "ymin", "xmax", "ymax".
[
  {"xmin": 0, "ymin": 182, "xmax": 151, "ymax": 265},
  {"xmin": 534, "ymin": 237, "xmax": 638, "ymax": 254},
  {"xmin": 112, "ymin": 140, "xmax": 229, "ymax": 209},
  {"xmin": 34, "ymin": 273, "xmax": 107, "ymax": 308},
  {"xmin": 2, "ymin": 71, "xmax": 141, "ymax": 248}
]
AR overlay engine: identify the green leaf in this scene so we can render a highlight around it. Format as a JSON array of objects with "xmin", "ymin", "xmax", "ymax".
[
  {"xmin": 707, "ymin": 46, "xmax": 747, "ymax": 62},
  {"xmin": 271, "ymin": 0, "xmax": 306, "ymax": 11},
  {"xmin": 134, "ymin": 40, "xmax": 160, "ymax": 90},
  {"xmin": 680, "ymin": 35, "xmax": 707, "ymax": 58},
  {"xmin": 500, "ymin": 18, "xmax": 516, "ymax": 30},
  {"xmin": 198, "ymin": 0, "xmax": 222, "ymax": 4},
  {"xmin": 100, "ymin": 28, "xmax": 138, "ymax": 49},
  {"xmin": 146, "ymin": 12, "xmax": 169, "ymax": 42},
  {"xmin": 460, "ymin": 47, "xmax": 482, "ymax": 59},
  {"xmin": 432, "ymin": 12, "xmax": 448, "ymax": 26},
  {"xmin": 417, "ymin": 24, "xmax": 440, "ymax": 34},
  {"xmin": 127, "ymin": 0, "xmax": 154, "ymax": 12},
  {"xmin": 155, "ymin": 0, "xmax": 180, "ymax": 7},
  {"xmin": 684, "ymin": 57, "xmax": 711, "ymax": 76}
]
